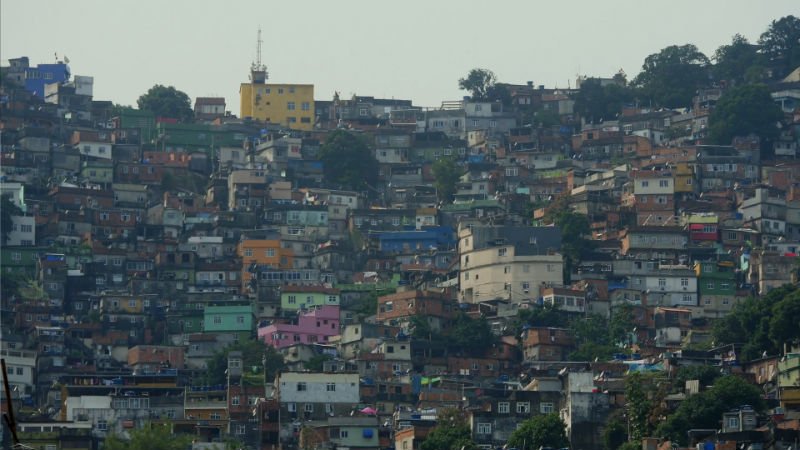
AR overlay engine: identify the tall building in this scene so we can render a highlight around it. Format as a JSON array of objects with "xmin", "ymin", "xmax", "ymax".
[
  {"xmin": 6, "ymin": 56, "xmax": 71, "ymax": 99},
  {"xmin": 238, "ymin": 29, "xmax": 315, "ymax": 130},
  {"xmin": 458, "ymin": 225, "xmax": 564, "ymax": 303}
]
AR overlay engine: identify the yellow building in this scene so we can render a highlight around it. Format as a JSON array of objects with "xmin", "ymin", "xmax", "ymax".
[
  {"xmin": 673, "ymin": 162, "xmax": 695, "ymax": 194},
  {"xmin": 238, "ymin": 238, "xmax": 294, "ymax": 289},
  {"xmin": 240, "ymin": 82, "xmax": 315, "ymax": 131}
]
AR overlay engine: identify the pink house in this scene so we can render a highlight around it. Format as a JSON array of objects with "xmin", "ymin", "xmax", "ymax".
[{"xmin": 257, "ymin": 305, "xmax": 340, "ymax": 349}]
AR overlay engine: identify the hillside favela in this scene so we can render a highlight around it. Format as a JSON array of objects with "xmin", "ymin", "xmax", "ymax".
[{"xmin": 2, "ymin": 11, "xmax": 800, "ymax": 450}]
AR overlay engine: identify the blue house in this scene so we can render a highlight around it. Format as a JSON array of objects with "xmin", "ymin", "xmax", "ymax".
[
  {"xmin": 375, "ymin": 226, "xmax": 455, "ymax": 253},
  {"xmin": 7, "ymin": 57, "xmax": 71, "ymax": 98}
]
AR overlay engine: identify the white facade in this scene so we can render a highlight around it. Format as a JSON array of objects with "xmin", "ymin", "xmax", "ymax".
[
  {"xmin": 459, "ymin": 244, "xmax": 564, "ymax": 303},
  {"xmin": 278, "ymin": 372, "xmax": 360, "ymax": 404},
  {"xmin": 8, "ymin": 215, "xmax": 35, "ymax": 246},
  {"xmin": 76, "ymin": 141, "xmax": 113, "ymax": 160},
  {"xmin": 633, "ymin": 176, "xmax": 674, "ymax": 195},
  {"xmin": 0, "ymin": 348, "xmax": 36, "ymax": 394}
]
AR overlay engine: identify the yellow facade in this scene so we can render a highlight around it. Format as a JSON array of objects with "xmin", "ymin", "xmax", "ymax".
[
  {"xmin": 240, "ymin": 83, "xmax": 315, "ymax": 131},
  {"xmin": 673, "ymin": 162, "xmax": 695, "ymax": 193}
]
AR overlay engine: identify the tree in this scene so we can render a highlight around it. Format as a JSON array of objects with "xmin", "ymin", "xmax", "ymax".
[
  {"xmin": 633, "ymin": 44, "xmax": 710, "ymax": 108},
  {"xmin": 625, "ymin": 373, "xmax": 653, "ymax": 441},
  {"xmin": 137, "ymin": 84, "xmax": 193, "ymax": 122},
  {"xmin": 420, "ymin": 408, "xmax": 477, "ymax": 450},
  {"xmin": 409, "ymin": 314, "xmax": 437, "ymax": 341},
  {"xmin": 304, "ymin": 353, "xmax": 332, "ymax": 371},
  {"xmin": 574, "ymin": 78, "xmax": 638, "ymax": 124},
  {"xmin": 569, "ymin": 315, "xmax": 615, "ymax": 361},
  {"xmin": 608, "ymin": 303, "xmax": 635, "ymax": 347},
  {"xmin": 431, "ymin": 157, "xmax": 462, "ymax": 203},
  {"xmin": 507, "ymin": 413, "xmax": 569, "ymax": 450},
  {"xmin": 318, "ymin": 130, "xmax": 379, "ymax": 193},
  {"xmin": 459, "ymin": 68, "xmax": 498, "ymax": 101},
  {"xmin": 708, "ymin": 83, "xmax": 783, "ymax": 151},
  {"xmin": 602, "ymin": 417, "xmax": 628, "ymax": 450},
  {"xmin": 712, "ymin": 34, "xmax": 764, "ymax": 84},
  {"xmin": 657, "ymin": 375, "xmax": 764, "ymax": 445},
  {"xmin": 104, "ymin": 423, "xmax": 193, "ymax": 450},
  {"xmin": 673, "ymin": 365, "xmax": 722, "ymax": 390},
  {"xmin": 1, "ymin": 194, "xmax": 22, "ymax": 245},
  {"xmin": 200, "ymin": 339, "xmax": 284, "ymax": 386},
  {"xmin": 759, "ymin": 15, "xmax": 800, "ymax": 79},
  {"xmin": 447, "ymin": 312, "xmax": 495, "ymax": 353}
]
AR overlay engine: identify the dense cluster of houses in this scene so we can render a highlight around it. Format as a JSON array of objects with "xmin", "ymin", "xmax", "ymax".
[{"xmin": 1, "ymin": 55, "xmax": 800, "ymax": 450}]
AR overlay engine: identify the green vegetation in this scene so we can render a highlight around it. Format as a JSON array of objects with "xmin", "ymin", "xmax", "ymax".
[
  {"xmin": 420, "ymin": 408, "xmax": 477, "ymax": 450},
  {"xmin": 633, "ymin": 44, "xmax": 710, "ymax": 108},
  {"xmin": 318, "ymin": 130, "xmax": 379, "ymax": 193},
  {"xmin": 104, "ymin": 424, "xmax": 193, "ymax": 450},
  {"xmin": 200, "ymin": 339, "xmax": 284, "ymax": 385},
  {"xmin": 574, "ymin": 78, "xmax": 638, "ymax": 124},
  {"xmin": 431, "ymin": 156, "xmax": 463, "ymax": 203},
  {"xmin": 758, "ymin": 15, "xmax": 800, "ymax": 79},
  {"xmin": 713, "ymin": 285, "xmax": 800, "ymax": 361},
  {"xmin": 136, "ymin": 84, "xmax": 193, "ymax": 122},
  {"xmin": 708, "ymin": 83, "xmax": 783, "ymax": 150},
  {"xmin": 458, "ymin": 68, "xmax": 509, "ymax": 104},
  {"xmin": 657, "ymin": 375, "xmax": 764, "ymax": 445},
  {"xmin": 507, "ymin": 413, "xmax": 569, "ymax": 450}
]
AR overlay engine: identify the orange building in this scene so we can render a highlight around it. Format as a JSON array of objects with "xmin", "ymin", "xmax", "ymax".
[{"xmin": 238, "ymin": 238, "xmax": 294, "ymax": 289}]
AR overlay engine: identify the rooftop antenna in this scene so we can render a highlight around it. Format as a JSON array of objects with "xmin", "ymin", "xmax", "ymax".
[{"xmin": 249, "ymin": 27, "xmax": 268, "ymax": 83}]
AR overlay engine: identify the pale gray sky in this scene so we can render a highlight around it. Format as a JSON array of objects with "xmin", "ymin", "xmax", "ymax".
[{"xmin": 2, "ymin": 0, "xmax": 797, "ymax": 113}]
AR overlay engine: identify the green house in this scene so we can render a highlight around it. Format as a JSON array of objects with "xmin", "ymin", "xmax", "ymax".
[
  {"xmin": 695, "ymin": 261, "xmax": 736, "ymax": 296},
  {"xmin": 0, "ymin": 246, "xmax": 45, "ymax": 276},
  {"xmin": 80, "ymin": 160, "xmax": 114, "ymax": 185},
  {"xmin": 203, "ymin": 305, "xmax": 254, "ymax": 336},
  {"xmin": 281, "ymin": 286, "xmax": 340, "ymax": 312}
]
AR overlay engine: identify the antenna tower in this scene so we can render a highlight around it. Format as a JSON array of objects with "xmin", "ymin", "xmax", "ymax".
[{"xmin": 250, "ymin": 27, "xmax": 268, "ymax": 82}]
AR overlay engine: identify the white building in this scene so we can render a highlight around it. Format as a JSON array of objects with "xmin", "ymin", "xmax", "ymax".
[
  {"xmin": 278, "ymin": 372, "xmax": 360, "ymax": 406},
  {"xmin": 0, "ymin": 347, "xmax": 37, "ymax": 395},
  {"xmin": 459, "ymin": 226, "xmax": 564, "ymax": 303},
  {"xmin": 7, "ymin": 215, "xmax": 35, "ymax": 246}
]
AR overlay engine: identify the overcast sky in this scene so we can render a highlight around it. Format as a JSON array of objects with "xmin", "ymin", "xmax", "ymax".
[{"xmin": 1, "ymin": 1, "xmax": 797, "ymax": 113}]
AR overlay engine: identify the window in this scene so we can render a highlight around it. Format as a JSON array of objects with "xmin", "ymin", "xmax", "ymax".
[
  {"xmin": 287, "ymin": 102, "xmax": 296, "ymax": 110},
  {"xmin": 659, "ymin": 179, "xmax": 669, "ymax": 187},
  {"xmin": 128, "ymin": 299, "xmax": 137, "ymax": 308},
  {"xmin": 266, "ymin": 249, "xmax": 275, "ymax": 257},
  {"xmin": 301, "ymin": 101, "xmax": 310, "ymax": 111},
  {"xmin": 498, "ymin": 248, "xmax": 507, "ymax": 257},
  {"xmin": 328, "ymin": 295, "xmax": 337, "ymax": 303},
  {"xmin": 641, "ymin": 180, "xmax": 649, "ymax": 188},
  {"xmin": 658, "ymin": 278, "xmax": 666, "ymax": 288},
  {"xmin": 516, "ymin": 402, "xmax": 530, "ymax": 414},
  {"xmin": 522, "ymin": 282, "xmax": 530, "ymax": 290},
  {"xmin": 236, "ymin": 424, "xmax": 246, "ymax": 435},
  {"xmin": 297, "ymin": 382, "xmax": 307, "ymax": 391},
  {"xmin": 16, "ymin": 367, "xmax": 23, "ymax": 375},
  {"xmin": 340, "ymin": 430, "xmax": 349, "ymax": 438},
  {"xmin": 213, "ymin": 316, "xmax": 222, "ymax": 324},
  {"xmin": 244, "ymin": 249, "xmax": 253, "ymax": 257},
  {"xmin": 498, "ymin": 402, "xmax": 510, "ymax": 414},
  {"xmin": 11, "ymin": 252, "xmax": 21, "ymax": 262},
  {"xmin": 210, "ymin": 412, "xmax": 221, "ymax": 420},
  {"xmin": 232, "ymin": 396, "xmax": 240, "ymax": 406},
  {"xmin": 540, "ymin": 402, "xmax": 554, "ymax": 414},
  {"xmin": 707, "ymin": 281, "xmax": 715, "ymax": 289},
  {"xmin": 288, "ymin": 295, "xmax": 297, "ymax": 304},
  {"xmin": 477, "ymin": 423, "xmax": 492, "ymax": 434},
  {"xmin": 304, "ymin": 403, "xmax": 314, "ymax": 412},
  {"xmin": 680, "ymin": 278, "xmax": 689, "ymax": 287},
  {"xmin": 287, "ymin": 402, "xmax": 296, "ymax": 412},
  {"xmin": 236, "ymin": 315, "xmax": 245, "ymax": 324},
  {"xmin": 20, "ymin": 224, "xmax": 32, "ymax": 233},
  {"xmin": 97, "ymin": 420, "xmax": 108, "ymax": 431},
  {"xmin": 727, "ymin": 417, "xmax": 739, "ymax": 429},
  {"xmin": 326, "ymin": 382, "xmax": 336, "ymax": 392}
]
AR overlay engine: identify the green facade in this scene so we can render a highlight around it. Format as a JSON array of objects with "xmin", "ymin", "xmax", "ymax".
[
  {"xmin": 203, "ymin": 305, "xmax": 254, "ymax": 333},
  {"xmin": 281, "ymin": 291, "xmax": 340, "ymax": 312}
]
